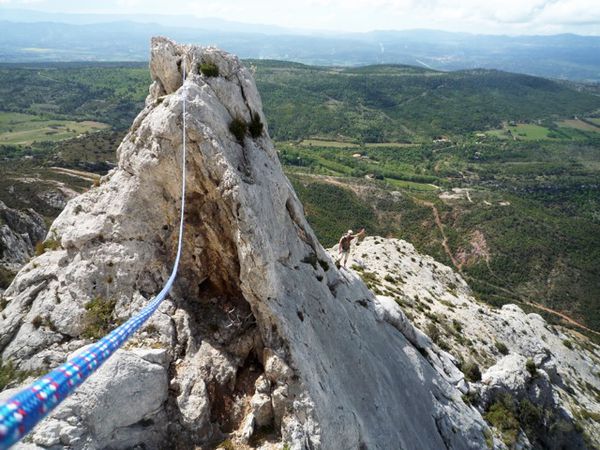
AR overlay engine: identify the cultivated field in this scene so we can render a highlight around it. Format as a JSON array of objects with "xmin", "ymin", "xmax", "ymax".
[{"xmin": 0, "ymin": 112, "xmax": 109, "ymax": 145}]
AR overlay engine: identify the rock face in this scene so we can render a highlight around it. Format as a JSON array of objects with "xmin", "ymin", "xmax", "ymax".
[
  {"xmin": 336, "ymin": 236, "xmax": 600, "ymax": 449},
  {"xmin": 0, "ymin": 201, "xmax": 46, "ymax": 281},
  {"xmin": 0, "ymin": 37, "xmax": 491, "ymax": 449}
]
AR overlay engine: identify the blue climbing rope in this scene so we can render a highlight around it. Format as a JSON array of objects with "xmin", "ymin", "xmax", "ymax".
[{"xmin": 0, "ymin": 61, "xmax": 190, "ymax": 449}]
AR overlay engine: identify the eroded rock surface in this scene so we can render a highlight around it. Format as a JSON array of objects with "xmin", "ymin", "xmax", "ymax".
[
  {"xmin": 333, "ymin": 236, "xmax": 600, "ymax": 448},
  {"xmin": 0, "ymin": 201, "xmax": 46, "ymax": 274},
  {"xmin": 1, "ymin": 38, "xmax": 489, "ymax": 449}
]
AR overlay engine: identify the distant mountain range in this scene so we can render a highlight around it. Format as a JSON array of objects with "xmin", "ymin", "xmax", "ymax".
[{"xmin": 1, "ymin": 8, "xmax": 599, "ymax": 81}]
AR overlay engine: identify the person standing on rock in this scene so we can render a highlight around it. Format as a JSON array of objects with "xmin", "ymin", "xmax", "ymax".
[{"xmin": 337, "ymin": 228, "xmax": 365, "ymax": 268}]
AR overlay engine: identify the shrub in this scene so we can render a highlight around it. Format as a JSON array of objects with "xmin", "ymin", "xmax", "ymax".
[
  {"xmin": 0, "ymin": 267, "xmax": 15, "ymax": 290},
  {"xmin": 229, "ymin": 117, "xmax": 247, "ymax": 143},
  {"xmin": 485, "ymin": 394, "xmax": 520, "ymax": 447},
  {"xmin": 495, "ymin": 341, "xmax": 509, "ymax": 355},
  {"xmin": 199, "ymin": 62, "xmax": 219, "ymax": 77},
  {"xmin": 384, "ymin": 274, "xmax": 397, "ymax": 284},
  {"xmin": 301, "ymin": 253, "xmax": 318, "ymax": 270},
  {"xmin": 463, "ymin": 361, "xmax": 482, "ymax": 382},
  {"xmin": 526, "ymin": 358, "xmax": 537, "ymax": 377},
  {"xmin": 452, "ymin": 319, "xmax": 463, "ymax": 333},
  {"xmin": 43, "ymin": 316, "xmax": 57, "ymax": 332},
  {"xmin": 248, "ymin": 112, "xmax": 264, "ymax": 138},
  {"xmin": 31, "ymin": 315, "xmax": 43, "ymax": 329},
  {"xmin": 82, "ymin": 296, "xmax": 117, "ymax": 339},
  {"xmin": 359, "ymin": 271, "xmax": 379, "ymax": 288},
  {"xmin": 519, "ymin": 399, "xmax": 543, "ymax": 440},
  {"xmin": 34, "ymin": 238, "xmax": 61, "ymax": 256},
  {"xmin": 318, "ymin": 259, "xmax": 329, "ymax": 271},
  {"xmin": 0, "ymin": 359, "xmax": 37, "ymax": 390},
  {"xmin": 144, "ymin": 324, "xmax": 159, "ymax": 334},
  {"xmin": 563, "ymin": 339, "xmax": 573, "ymax": 350},
  {"xmin": 462, "ymin": 391, "xmax": 480, "ymax": 406},
  {"xmin": 426, "ymin": 322, "xmax": 440, "ymax": 343}
]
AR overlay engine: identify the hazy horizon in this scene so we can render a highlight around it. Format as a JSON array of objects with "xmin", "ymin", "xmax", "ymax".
[{"xmin": 1, "ymin": 0, "xmax": 599, "ymax": 36}]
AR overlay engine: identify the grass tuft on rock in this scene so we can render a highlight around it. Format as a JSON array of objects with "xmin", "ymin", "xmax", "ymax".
[
  {"xmin": 495, "ymin": 341, "xmax": 509, "ymax": 355},
  {"xmin": 462, "ymin": 360, "xmax": 482, "ymax": 382},
  {"xmin": 34, "ymin": 238, "xmax": 61, "ymax": 256},
  {"xmin": 485, "ymin": 393, "xmax": 520, "ymax": 447},
  {"xmin": 229, "ymin": 117, "xmax": 247, "ymax": 143},
  {"xmin": 199, "ymin": 62, "xmax": 219, "ymax": 77},
  {"xmin": 249, "ymin": 112, "xmax": 264, "ymax": 138},
  {"xmin": 526, "ymin": 358, "xmax": 537, "ymax": 377},
  {"xmin": 81, "ymin": 296, "xmax": 117, "ymax": 339}
]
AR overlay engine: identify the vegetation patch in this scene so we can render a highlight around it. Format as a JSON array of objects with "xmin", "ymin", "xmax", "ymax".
[
  {"xmin": 525, "ymin": 359, "xmax": 537, "ymax": 377},
  {"xmin": 485, "ymin": 393, "xmax": 520, "ymax": 447},
  {"xmin": 34, "ymin": 238, "xmax": 61, "ymax": 256},
  {"xmin": 199, "ymin": 62, "xmax": 219, "ymax": 77},
  {"xmin": 359, "ymin": 271, "xmax": 379, "ymax": 288},
  {"xmin": 0, "ymin": 267, "xmax": 16, "ymax": 290},
  {"xmin": 229, "ymin": 117, "xmax": 247, "ymax": 143},
  {"xmin": 248, "ymin": 112, "xmax": 264, "ymax": 138},
  {"xmin": 495, "ymin": 341, "xmax": 509, "ymax": 355},
  {"xmin": 0, "ymin": 359, "xmax": 42, "ymax": 390},
  {"xmin": 81, "ymin": 296, "xmax": 117, "ymax": 339},
  {"xmin": 563, "ymin": 339, "xmax": 574, "ymax": 350},
  {"xmin": 462, "ymin": 361, "xmax": 482, "ymax": 382}
]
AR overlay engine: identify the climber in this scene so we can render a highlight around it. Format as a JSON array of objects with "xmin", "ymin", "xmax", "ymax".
[{"xmin": 337, "ymin": 228, "xmax": 365, "ymax": 268}]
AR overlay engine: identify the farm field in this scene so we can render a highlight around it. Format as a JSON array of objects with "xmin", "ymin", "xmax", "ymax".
[
  {"xmin": 299, "ymin": 139, "xmax": 417, "ymax": 148},
  {"xmin": 556, "ymin": 118, "xmax": 600, "ymax": 132},
  {"xmin": 486, "ymin": 119, "xmax": 600, "ymax": 141},
  {"xmin": 0, "ymin": 112, "xmax": 108, "ymax": 145}
]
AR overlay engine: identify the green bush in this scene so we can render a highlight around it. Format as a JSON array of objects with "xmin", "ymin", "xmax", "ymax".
[
  {"xmin": 452, "ymin": 319, "xmax": 463, "ymax": 333},
  {"xmin": 359, "ymin": 271, "xmax": 379, "ymax": 288},
  {"xmin": 426, "ymin": 322, "xmax": 440, "ymax": 343},
  {"xmin": 34, "ymin": 238, "xmax": 61, "ymax": 256},
  {"xmin": 31, "ymin": 315, "xmax": 43, "ymax": 329},
  {"xmin": 519, "ymin": 399, "xmax": 543, "ymax": 441},
  {"xmin": 249, "ymin": 112, "xmax": 264, "ymax": 138},
  {"xmin": 495, "ymin": 341, "xmax": 509, "ymax": 355},
  {"xmin": 229, "ymin": 117, "xmax": 247, "ymax": 143},
  {"xmin": 217, "ymin": 439, "xmax": 235, "ymax": 450},
  {"xmin": 0, "ymin": 267, "xmax": 15, "ymax": 290},
  {"xmin": 526, "ymin": 358, "xmax": 537, "ymax": 377},
  {"xmin": 384, "ymin": 274, "xmax": 397, "ymax": 284},
  {"xmin": 199, "ymin": 62, "xmax": 219, "ymax": 77},
  {"xmin": 82, "ymin": 296, "xmax": 117, "ymax": 339},
  {"xmin": 463, "ymin": 361, "xmax": 482, "ymax": 382},
  {"xmin": 485, "ymin": 393, "xmax": 520, "ymax": 447},
  {"xmin": 563, "ymin": 339, "xmax": 573, "ymax": 350},
  {"xmin": 0, "ymin": 359, "xmax": 40, "ymax": 390}
]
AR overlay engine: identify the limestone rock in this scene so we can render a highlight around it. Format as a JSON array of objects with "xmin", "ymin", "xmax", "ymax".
[
  {"xmin": 0, "ymin": 201, "xmax": 46, "ymax": 273},
  {"xmin": 332, "ymin": 235, "xmax": 600, "ymax": 448}
]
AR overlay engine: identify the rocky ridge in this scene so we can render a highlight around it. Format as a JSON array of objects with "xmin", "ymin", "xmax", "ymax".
[
  {"xmin": 334, "ymin": 236, "xmax": 600, "ymax": 448},
  {"xmin": 0, "ymin": 37, "xmax": 491, "ymax": 449}
]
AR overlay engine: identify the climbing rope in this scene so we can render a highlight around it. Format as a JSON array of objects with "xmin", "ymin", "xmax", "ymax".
[{"xmin": 0, "ymin": 60, "xmax": 190, "ymax": 449}]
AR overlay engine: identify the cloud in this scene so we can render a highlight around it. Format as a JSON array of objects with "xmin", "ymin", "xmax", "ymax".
[{"xmin": 0, "ymin": 0, "xmax": 598, "ymax": 34}]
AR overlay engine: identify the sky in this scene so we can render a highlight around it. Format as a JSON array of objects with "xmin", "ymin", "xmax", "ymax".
[{"xmin": 1, "ymin": 0, "xmax": 599, "ymax": 35}]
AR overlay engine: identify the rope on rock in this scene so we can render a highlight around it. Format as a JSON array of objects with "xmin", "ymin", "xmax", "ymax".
[{"xmin": 0, "ymin": 60, "xmax": 189, "ymax": 450}]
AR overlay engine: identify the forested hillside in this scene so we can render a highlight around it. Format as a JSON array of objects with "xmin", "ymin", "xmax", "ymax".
[{"xmin": 1, "ymin": 61, "xmax": 599, "ymax": 333}]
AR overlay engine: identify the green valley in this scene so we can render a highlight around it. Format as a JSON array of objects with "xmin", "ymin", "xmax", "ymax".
[{"xmin": 1, "ymin": 60, "xmax": 599, "ymax": 334}]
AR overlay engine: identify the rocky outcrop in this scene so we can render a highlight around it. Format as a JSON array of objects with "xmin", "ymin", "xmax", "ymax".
[
  {"xmin": 0, "ymin": 201, "xmax": 46, "ymax": 283},
  {"xmin": 0, "ymin": 38, "xmax": 490, "ymax": 449},
  {"xmin": 335, "ymin": 236, "xmax": 600, "ymax": 448}
]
